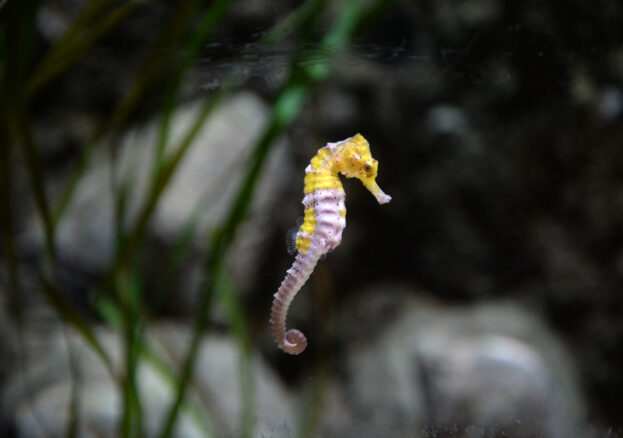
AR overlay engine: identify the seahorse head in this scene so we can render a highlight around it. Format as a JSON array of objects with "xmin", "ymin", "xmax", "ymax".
[{"xmin": 336, "ymin": 133, "xmax": 392, "ymax": 204}]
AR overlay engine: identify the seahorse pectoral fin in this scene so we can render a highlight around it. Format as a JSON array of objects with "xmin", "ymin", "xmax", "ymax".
[
  {"xmin": 361, "ymin": 177, "xmax": 392, "ymax": 204},
  {"xmin": 286, "ymin": 227, "xmax": 298, "ymax": 255}
]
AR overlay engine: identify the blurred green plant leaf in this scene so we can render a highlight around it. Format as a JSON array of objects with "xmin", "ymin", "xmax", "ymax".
[{"xmin": 39, "ymin": 271, "xmax": 116, "ymax": 377}]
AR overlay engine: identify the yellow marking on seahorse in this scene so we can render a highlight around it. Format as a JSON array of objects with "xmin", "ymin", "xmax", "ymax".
[
  {"xmin": 295, "ymin": 207, "xmax": 316, "ymax": 253},
  {"xmin": 303, "ymin": 172, "xmax": 342, "ymax": 194},
  {"xmin": 310, "ymin": 147, "xmax": 331, "ymax": 170},
  {"xmin": 295, "ymin": 235, "xmax": 311, "ymax": 252},
  {"xmin": 339, "ymin": 207, "xmax": 346, "ymax": 218},
  {"xmin": 300, "ymin": 207, "xmax": 315, "ymax": 235}
]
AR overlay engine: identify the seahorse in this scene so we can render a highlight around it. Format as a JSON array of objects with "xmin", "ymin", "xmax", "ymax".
[{"xmin": 269, "ymin": 133, "xmax": 391, "ymax": 354}]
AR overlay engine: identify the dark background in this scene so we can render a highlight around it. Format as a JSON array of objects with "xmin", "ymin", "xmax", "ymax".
[{"xmin": 1, "ymin": 0, "xmax": 623, "ymax": 437}]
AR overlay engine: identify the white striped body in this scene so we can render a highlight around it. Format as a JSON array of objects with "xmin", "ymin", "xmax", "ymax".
[{"xmin": 302, "ymin": 188, "xmax": 346, "ymax": 253}]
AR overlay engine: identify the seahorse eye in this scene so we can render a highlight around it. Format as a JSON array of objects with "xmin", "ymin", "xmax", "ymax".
[{"xmin": 364, "ymin": 162, "xmax": 372, "ymax": 172}]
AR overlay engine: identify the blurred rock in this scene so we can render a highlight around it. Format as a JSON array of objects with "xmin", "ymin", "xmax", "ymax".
[
  {"xmin": 1, "ymin": 322, "xmax": 297, "ymax": 438},
  {"xmin": 324, "ymin": 286, "xmax": 585, "ymax": 438}
]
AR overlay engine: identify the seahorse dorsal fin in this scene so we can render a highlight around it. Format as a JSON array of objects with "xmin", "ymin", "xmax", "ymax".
[{"xmin": 286, "ymin": 217, "xmax": 304, "ymax": 255}]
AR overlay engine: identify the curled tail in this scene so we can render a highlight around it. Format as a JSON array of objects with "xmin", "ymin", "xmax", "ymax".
[{"xmin": 269, "ymin": 249, "xmax": 320, "ymax": 354}]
